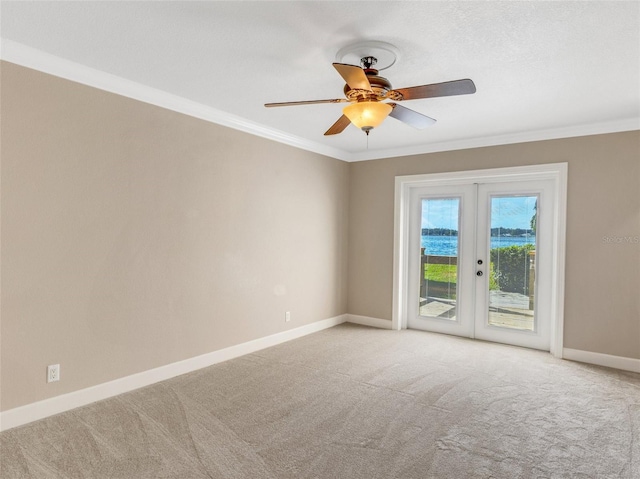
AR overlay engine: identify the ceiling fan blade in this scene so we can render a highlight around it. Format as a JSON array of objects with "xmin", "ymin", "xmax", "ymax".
[
  {"xmin": 324, "ymin": 115, "xmax": 351, "ymax": 136},
  {"xmin": 388, "ymin": 103, "xmax": 436, "ymax": 129},
  {"xmin": 265, "ymin": 98, "xmax": 348, "ymax": 107},
  {"xmin": 392, "ymin": 79, "xmax": 476, "ymax": 101},
  {"xmin": 332, "ymin": 63, "xmax": 372, "ymax": 91}
]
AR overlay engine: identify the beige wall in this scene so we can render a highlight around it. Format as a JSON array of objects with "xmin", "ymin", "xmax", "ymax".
[
  {"xmin": 2, "ymin": 61, "xmax": 639, "ymax": 413},
  {"xmin": 348, "ymin": 131, "xmax": 640, "ymax": 359},
  {"xmin": 0, "ymin": 62, "xmax": 349, "ymax": 410}
]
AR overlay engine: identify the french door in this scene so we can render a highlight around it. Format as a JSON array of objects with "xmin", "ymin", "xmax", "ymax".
[{"xmin": 406, "ymin": 178, "xmax": 555, "ymax": 351}]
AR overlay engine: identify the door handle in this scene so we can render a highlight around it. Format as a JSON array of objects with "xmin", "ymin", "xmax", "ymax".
[{"xmin": 476, "ymin": 271, "xmax": 483, "ymax": 276}]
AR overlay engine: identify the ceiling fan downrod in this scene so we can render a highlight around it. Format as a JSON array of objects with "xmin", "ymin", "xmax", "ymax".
[{"xmin": 361, "ymin": 56, "xmax": 377, "ymax": 70}]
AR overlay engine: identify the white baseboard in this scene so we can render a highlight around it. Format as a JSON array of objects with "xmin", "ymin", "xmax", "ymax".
[
  {"xmin": 346, "ymin": 314, "xmax": 393, "ymax": 329},
  {"xmin": 0, "ymin": 314, "xmax": 347, "ymax": 432},
  {"xmin": 563, "ymin": 348, "xmax": 640, "ymax": 373},
  {"xmin": 8, "ymin": 319, "xmax": 633, "ymax": 432}
]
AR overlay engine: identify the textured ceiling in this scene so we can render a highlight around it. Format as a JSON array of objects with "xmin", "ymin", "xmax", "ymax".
[{"xmin": 1, "ymin": 1, "xmax": 639, "ymax": 161}]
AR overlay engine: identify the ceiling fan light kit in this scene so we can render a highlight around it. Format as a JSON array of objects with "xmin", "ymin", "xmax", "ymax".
[
  {"xmin": 343, "ymin": 101, "xmax": 393, "ymax": 133},
  {"xmin": 265, "ymin": 41, "xmax": 476, "ymax": 137}
]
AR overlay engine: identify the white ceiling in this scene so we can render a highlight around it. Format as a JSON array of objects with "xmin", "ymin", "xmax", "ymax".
[{"xmin": 1, "ymin": 1, "xmax": 639, "ymax": 161}]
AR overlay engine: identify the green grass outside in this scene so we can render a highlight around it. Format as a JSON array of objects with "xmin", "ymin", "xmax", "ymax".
[{"xmin": 424, "ymin": 263, "xmax": 499, "ymax": 290}]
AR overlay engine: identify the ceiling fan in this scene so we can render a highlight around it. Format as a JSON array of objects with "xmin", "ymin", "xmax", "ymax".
[{"xmin": 265, "ymin": 56, "xmax": 476, "ymax": 136}]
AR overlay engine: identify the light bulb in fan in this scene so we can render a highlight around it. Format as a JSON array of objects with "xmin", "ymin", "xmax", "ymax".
[{"xmin": 343, "ymin": 101, "xmax": 392, "ymax": 134}]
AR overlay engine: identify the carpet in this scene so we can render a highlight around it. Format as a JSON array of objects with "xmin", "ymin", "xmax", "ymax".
[{"xmin": 2, "ymin": 323, "xmax": 639, "ymax": 478}]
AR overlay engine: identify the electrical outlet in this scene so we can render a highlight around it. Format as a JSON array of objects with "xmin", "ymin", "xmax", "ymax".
[
  {"xmin": 285, "ymin": 311, "xmax": 291, "ymax": 322},
  {"xmin": 47, "ymin": 364, "xmax": 60, "ymax": 383}
]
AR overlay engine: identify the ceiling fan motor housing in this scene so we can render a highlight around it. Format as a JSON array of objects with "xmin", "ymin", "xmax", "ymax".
[{"xmin": 343, "ymin": 70, "xmax": 394, "ymax": 102}]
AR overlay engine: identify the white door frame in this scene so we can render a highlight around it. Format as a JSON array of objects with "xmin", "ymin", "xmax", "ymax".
[{"xmin": 392, "ymin": 163, "xmax": 568, "ymax": 357}]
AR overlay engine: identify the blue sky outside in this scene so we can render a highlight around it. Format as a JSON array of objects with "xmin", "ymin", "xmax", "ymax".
[
  {"xmin": 421, "ymin": 198, "xmax": 460, "ymax": 230},
  {"xmin": 421, "ymin": 196, "xmax": 537, "ymax": 230}
]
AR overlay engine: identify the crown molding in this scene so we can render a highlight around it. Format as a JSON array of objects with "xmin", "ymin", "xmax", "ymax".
[
  {"xmin": 0, "ymin": 39, "xmax": 351, "ymax": 162},
  {"xmin": 349, "ymin": 118, "xmax": 640, "ymax": 162},
  {"xmin": 1, "ymin": 39, "xmax": 637, "ymax": 164}
]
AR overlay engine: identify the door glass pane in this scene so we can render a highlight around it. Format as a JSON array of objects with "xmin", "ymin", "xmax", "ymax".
[
  {"xmin": 488, "ymin": 195, "xmax": 537, "ymax": 331},
  {"xmin": 419, "ymin": 198, "xmax": 459, "ymax": 320}
]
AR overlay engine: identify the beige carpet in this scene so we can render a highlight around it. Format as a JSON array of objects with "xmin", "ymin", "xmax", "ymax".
[{"xmin": 2, "ymin": 323, "xmax": 639, "ymax": 478}]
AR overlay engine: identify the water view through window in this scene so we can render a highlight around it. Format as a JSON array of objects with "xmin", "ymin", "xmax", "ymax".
[
  {"xmin": 419, "ymin": 195, "xmax": 537, "ymax": 329},
  {"xmin": 488, "ymin": 195, "xmax": 537, "ymax": 331},
  {"xmin": 419, "ymin": 198, "xmax": 459, "ymax": 320}
]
